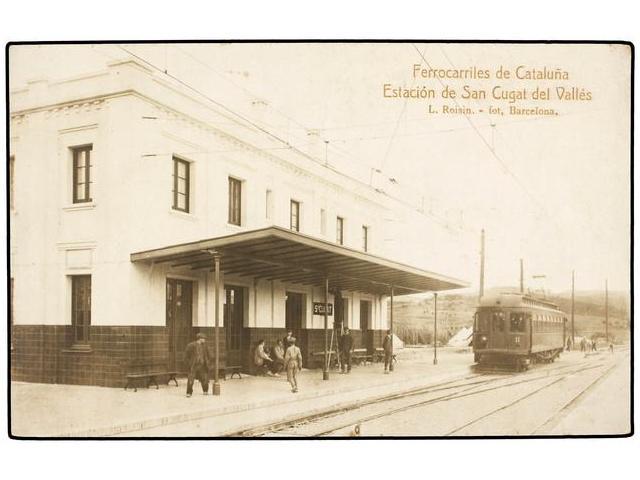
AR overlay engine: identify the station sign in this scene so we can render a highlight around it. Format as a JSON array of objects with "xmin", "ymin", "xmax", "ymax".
[{"xmin": 313, "ymin": 302, "xmax": 333, "ymax": 315}]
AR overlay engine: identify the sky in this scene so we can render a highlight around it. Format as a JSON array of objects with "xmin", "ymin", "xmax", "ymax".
[{"xmin": 9, "ymin": 43, "xmax": 631, "ymax": 293}]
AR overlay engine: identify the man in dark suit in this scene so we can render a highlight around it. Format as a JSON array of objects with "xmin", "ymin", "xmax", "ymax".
[
  {"xmin": 341, "ymin": 327, "xmax": 354, "ymax": 373},
  {"xmin": 382, "ymin": 330, "xmax": 393, "ymax": 374},
  {"xmin": 184, "ymin": 333, "xmax": 211, "ymax": 397}
]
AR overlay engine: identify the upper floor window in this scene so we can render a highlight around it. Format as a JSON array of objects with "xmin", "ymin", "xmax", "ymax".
[
  {"xmin": 172, "ymin": 156, "xmax": 190, "ymax": 212},
  {"xmin": 72, "ymin": 145, "xmax": 93, "ymax": 203},
  {"xmin": 362, "ymin": 225, "xmax": 369, "ymax": 252},
  {"xmin": 290, "ymin": 200, "xmax": 300, "ymax": 232},
  {"xmin": 336, "ymin": 216, "xmax": 344, "ymax": 245},
  {"xmin": 228, "ymin": 177, "xmax": 242, "ymax": 225},
  {"xmin": 72, "ymin": 275, "xmax": 91, "ymax": 344}
]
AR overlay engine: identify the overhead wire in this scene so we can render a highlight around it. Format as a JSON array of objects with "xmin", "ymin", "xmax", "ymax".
[
  {"xmin": 437, "ymin": 43, "xmax": 570, "ymax": 241},
  {"xmin": 91, "ymin": 43, "xmax": 474, "ymax": 234},
  {"xmin": 117, "ymin": 45, "xmax": 329, "ymax": 168},
  {"xmin": 413, "ymin": 44, "xmax": 558, "ymax": 219}
]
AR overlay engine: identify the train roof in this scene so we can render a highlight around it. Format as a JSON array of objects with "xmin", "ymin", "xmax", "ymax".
[{"xmin": 477, "ymin": 292, "xmax": 562, "ymax": 311}]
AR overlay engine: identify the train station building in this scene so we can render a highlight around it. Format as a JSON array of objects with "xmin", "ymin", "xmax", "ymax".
[{"xmin": 9, "ymin": 57, "xmax": 467, "ymax": 388}]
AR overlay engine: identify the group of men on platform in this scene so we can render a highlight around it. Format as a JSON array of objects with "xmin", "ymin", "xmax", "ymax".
[{"xmin": 183, "ymin": 328, "xmax": 395, "ymax": 397}]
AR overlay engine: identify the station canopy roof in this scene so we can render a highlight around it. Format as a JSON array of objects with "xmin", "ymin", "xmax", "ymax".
[{"xmin": 130, "ymin": 226, "xmax": 468, "ymax": 296}]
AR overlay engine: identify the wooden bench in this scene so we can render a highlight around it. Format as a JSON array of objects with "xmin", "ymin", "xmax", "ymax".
[
  {"xmin": 373, "ymin": 348, "xmax": 398, "ymax": 364},
  {"xmin": 352, "ymin": 348, "xmax": 373, "ymax": 365},
  {"xmin": 124, "ymin": 365, "xmax": 180, "ymax": 392},
  {"xmin": 373, "ymin": 348, "xmax": 385, "ymax": 363},
  {"xmin": 219, "ymin": 365, "xmax": 242, "ymax": 380},
  {"xmin": 311, "ymin": 350, "xmax": 337, "ymax": 369}
]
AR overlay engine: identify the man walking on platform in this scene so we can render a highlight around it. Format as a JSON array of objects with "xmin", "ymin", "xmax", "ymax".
[
  {"xmin": 383, "ymin": 330, "xmax": 393, "ymax": 374},
  {"xmin": 341, "ymin": 328, "xmax": 354, "ymax": 373},
  {"xmin": 184, "ymin": 333, "xmax": 211, "ymax": 397},
  {"xmin": 284, "ymin": 337, "xmax": 302, "ymax": 393}
]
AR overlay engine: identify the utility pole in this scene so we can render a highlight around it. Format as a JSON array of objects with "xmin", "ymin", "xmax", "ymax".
[
  {"xmin": 571, "ymin": 270, "xmax": 575, "ymax": 345},
  {"xmin": 479, "ymin": 229, "xmax": 485, "ymax": 302},
  {"xmin": 389, "ymin": 286, "xmax": 395, "ymax": 372},
  {"xmin": 520, "ymin": 259, "xmax": 524, "ymax": 293},
  {"xmin": 605, "ymin": 279, "xmax": 609, "ymax": 343},
  {"xmin": 433, "ymin": 293, "xmax": 438, "ymax": 365},
  {"xmin": 324, "ymin": 140, "xmax": 329, "ymax": 167}
]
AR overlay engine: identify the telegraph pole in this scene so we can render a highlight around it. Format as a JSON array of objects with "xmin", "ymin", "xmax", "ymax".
[
  {"xmin": 520, "ymin": 259, "xmax": 524, "ymax": 293},
  {"xmin": 571, "ymin": 270, "xmax": 575, "ymax": 345},
  {"xmin": 324, "ymin": 140, "xmax": 329, "ymax": 167},
  {"xmin": 479, "ymin": 229, "xmax": 485, "ymax": 302},
  {"xmin": 605, "ymin": 279, "xmax": 609, "ymax": 343},
  {"xmin": 433, "ymin": 292, "xmax": 438, "ymax": 365}
]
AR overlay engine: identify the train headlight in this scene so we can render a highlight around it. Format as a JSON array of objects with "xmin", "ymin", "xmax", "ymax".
[{"xmin": 481, "ymin": 336, "xmax": 487, "ymax": 342}]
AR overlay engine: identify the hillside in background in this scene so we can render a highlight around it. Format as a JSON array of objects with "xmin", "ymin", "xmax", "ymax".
[{"xmin": 391, "ymin": 288, "xmax": 630, "ymax": 345}]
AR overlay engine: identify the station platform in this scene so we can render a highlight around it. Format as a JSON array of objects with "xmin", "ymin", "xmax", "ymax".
[{"xmin": 11, "ymin": 347, "xmax": 475, "ymax": 437}]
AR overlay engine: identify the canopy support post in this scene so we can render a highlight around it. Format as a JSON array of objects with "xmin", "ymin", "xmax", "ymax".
[
  {"xmin": 212, "ymin": 251, "xmax": 222, "ymax": 395},
  {"xmin": 323, "ymin": 276, "xmax": 330, "ymax": 380},
  {"xmin": 389, "ymin": 285, "xmax": 394, "ymax": 372}
]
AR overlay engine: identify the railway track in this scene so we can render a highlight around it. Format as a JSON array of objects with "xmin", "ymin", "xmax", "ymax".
[
  {"xmin": 235, "ymin": 355, "xmax": 618, "ymax": 437},
  {"xmin": 447, "ymin": 353, "xmax": 626, "ymax": 436}
]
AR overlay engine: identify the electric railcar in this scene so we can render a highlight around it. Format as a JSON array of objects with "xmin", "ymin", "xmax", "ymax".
[{"xmin": 473, "ymin": 293, "xmax": 567, "ymax": 370}]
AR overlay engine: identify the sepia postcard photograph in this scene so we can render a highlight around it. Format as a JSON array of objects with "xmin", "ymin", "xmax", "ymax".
[{"xmin": 6, "ymin": 40, "xmax": 632, "ymax": 439}]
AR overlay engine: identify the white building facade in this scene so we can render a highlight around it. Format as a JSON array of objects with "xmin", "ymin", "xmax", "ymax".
[{"xmin": 9, "ymin": 58, "xmax": 466, "ymax": 387}]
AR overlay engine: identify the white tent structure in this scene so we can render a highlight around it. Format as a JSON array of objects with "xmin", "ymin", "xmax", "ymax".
[
  {"xmin": 392, "ymin": 333, "xmax": 405, "ymax": 350},
  {"xmin": 448, "ymin": 327, "xmax": 473, "ymax": 347}
]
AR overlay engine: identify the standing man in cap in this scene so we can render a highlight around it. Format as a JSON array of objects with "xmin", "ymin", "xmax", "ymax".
[
  {"xmin": 284, "ymin": 337, "xmax": 303, "ymax": 393},
  {"xmin": 283, "ymin": 330, "xmax": 294, "ymax": 351},
  {"xmin": 340, "ymin": 327, "xmax": 354, "ymax": 374},
  {"xmin": 382, "ymin": 330, "xmax": 393, "ymax": 374},
  {"xmin": 184, "ymin": 332, "xmax": 211, "ymax": 397}
]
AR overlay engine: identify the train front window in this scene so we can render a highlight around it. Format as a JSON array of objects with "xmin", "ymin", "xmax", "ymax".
[
  {"xmin": 510, "ymin": 312, "xmax": 527, "ymax": 332},
  {"xmin": 491, "ymin": 312, "xmax": 505, "ymax": 332},
  {"xmin": 480, "ymin": 313, "xmax": 490, "ymax": 331}
]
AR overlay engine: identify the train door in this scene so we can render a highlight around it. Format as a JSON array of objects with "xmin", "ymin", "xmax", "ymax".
[{"xmin": 488, "ymin": 311, "xmax": 507, "ymax": 349}]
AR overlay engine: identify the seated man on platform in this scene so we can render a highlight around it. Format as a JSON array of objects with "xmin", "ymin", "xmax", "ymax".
[
  {"xmin": 254, "ymin": 339, "xmax": 274, "ymax": 376},
  {"xmin": 270, "ymin": 339, "xmax": 285, "ymax": 376}
]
